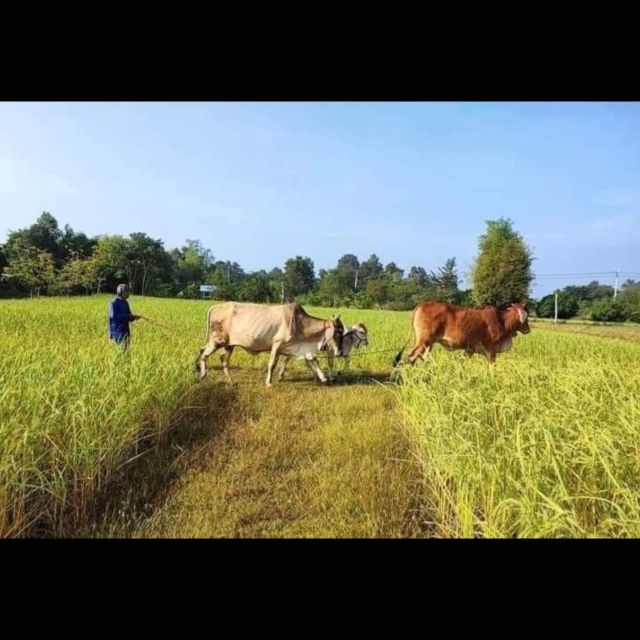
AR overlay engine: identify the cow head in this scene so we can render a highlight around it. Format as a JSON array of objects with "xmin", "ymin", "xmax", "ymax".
[
  {"xmin": 324, "ymin": 315, "xmax": 346, "ymax": 356},
  {"xmin": 510, "ymin": 302, "xmax": 530, "ymax": 334},
  {"xmin": 350, "ymin": 323, "xmax": 369, "ymax": 348}
]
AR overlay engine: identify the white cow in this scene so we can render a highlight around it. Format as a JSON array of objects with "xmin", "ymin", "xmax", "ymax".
[
  {"xmin": 277, "ymin": 322, "xmax": 369, "ymax": 381},
  {"xmin": 196, "ymin": 302, "xmax": 345, "ymax": 386}
]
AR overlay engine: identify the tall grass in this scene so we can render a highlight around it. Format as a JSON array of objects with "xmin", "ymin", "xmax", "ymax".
[
  {"xmin": 399, "ymin": 330, "xmax": 640, "ymax": 537},
  {"xmin": 0, "ymin": 296, "xmax": 212, "ymax": 535},
  {"xmin": 6, "ymin": 295, "xmax": 638, "ymax": 538},
  {"xmin": 0, "ymin": 296, "xmax": 409, "ymax": 536}
]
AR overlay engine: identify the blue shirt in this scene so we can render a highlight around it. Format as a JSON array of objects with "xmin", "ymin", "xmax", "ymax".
[{"xmin": 108, "ymin": 297, "xmax": 133, "ymax": 341}]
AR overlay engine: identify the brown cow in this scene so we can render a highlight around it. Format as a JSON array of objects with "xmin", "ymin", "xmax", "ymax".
[{"xmin": 394, "ymin": 301, "xmax": 530, "ymax": 366}]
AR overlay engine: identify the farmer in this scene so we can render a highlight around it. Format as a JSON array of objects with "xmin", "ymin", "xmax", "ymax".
[{"xmin": 108, "ymin": 283, "xmax": 141, "ymax": 350}]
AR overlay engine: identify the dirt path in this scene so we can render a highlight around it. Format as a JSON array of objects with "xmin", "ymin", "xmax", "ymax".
[{"xmin": 92, "ymin": 367, "xmax": 426, "ymax": 538}]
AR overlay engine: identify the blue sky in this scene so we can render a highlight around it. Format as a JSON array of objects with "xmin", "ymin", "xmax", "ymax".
[{"xmin": 1, "ymin": 102, "xmax": 638, "ymax": 297}]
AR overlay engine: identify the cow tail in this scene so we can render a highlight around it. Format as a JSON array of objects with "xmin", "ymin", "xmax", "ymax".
[
  {"xmin": 195, "ymin": 305, "xmax": 216, "ymax": 374},
  {"xmin": 204, "ymin": 304, "xmax": 216, "ymax": 343},
  {"xmin": 393, "ymin": 308, "xmax": 417, "ymax": 367}
]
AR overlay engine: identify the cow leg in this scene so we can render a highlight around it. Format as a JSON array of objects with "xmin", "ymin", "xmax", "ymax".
[
  {"xmin": 305, "ymin": 353, "xmax": 328, "ymax": 384},
  {"xmin": 198, "ymin": 342, "xmax": 220, "ymax": 380},
  {"xmin": 326, "ymin": 352, "xmax": 335, "ymax": 381},
  {"xmin": 420, "ymin": 344, "xmax": 433, "ymax": 362},
  {"xmin": 303, "ymin": 357, "xmax": 317, "ymax": 379},
  {"xmin": 408, "ymin": 341, "xmax": 431, "ymax": 365},
  {"xmin": 266, "ymin": 343, "xmax": 282, "ymax": 387},
  {"xmin": 277, "ymin": 356, "xmax": 291, "ymax": 381},
  {"xmin": 220, "ymin": 346, "xmax": 235, "ymax": 384}
]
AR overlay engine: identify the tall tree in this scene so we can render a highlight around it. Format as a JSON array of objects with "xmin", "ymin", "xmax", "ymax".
[
  {"xmin": 384, "ymin": 262, "xmax": 404, "ymax": 281},
  {"xmin": 5, "ymin": 241, "xmax": 56, "ymax": 296},
  {"xmin": 430, "ymin": 257, "xmax": 460, "ymax": 303},
  {"xmin": 125, "ymin": 233, "xmax": 172, "ymax": 295},
  {"xmin": 407, "ymin": 266, "xmax": 429, "ymax": 286},
  {"xmin": 171, "ymin": 239, "xmax": 215, "ymax": 295},
  {"xmin": 60, "ymin": 224, "xmax": 97, "ymax": 260},
  {"xmin": 5, "ymin": 212, "xmax": 65, "ymax": 265},
  {"xmin": 472, "ymin": 218, "xmax": 533, "ymax": 307},
  {"xmin": 283, "ymin": 256, "xmax": 315, "ymax": 300},
  {"xmin": 90, "ymin": 235, "xmax": 129, "ymax": 294},
  {"xmin": 358, "ymin": 254, "xmax": 383, "ymax": 285}
]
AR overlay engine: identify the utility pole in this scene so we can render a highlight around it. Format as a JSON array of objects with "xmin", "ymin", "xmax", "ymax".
[
  {"xmin": 554, "ymin": 292, "xmax": 558, "ymax": 324},
  {"xmin": 614, "ymin": 269, "xmax": 619, "ymax": 299},
  {"xmin": 281, "ymin": 281, "xmax": 285, "ymax": 304},
  {"xmin": 354, "ymin": 268, "xmax": 359, "ymax": 291}
]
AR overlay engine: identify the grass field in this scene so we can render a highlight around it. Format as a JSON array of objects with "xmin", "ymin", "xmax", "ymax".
[
  {"xmin": 400, "ymin": 329, "xmax": 640, "ymax": 537},
  {"xmin": 1, "ymin": 295, "xmax": 639, "ymax": 538}
]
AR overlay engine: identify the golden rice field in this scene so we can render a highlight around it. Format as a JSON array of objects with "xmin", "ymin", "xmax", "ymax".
[{"xmin": 1, "ymin": 295, "xmax": 639, "ymax": 538}]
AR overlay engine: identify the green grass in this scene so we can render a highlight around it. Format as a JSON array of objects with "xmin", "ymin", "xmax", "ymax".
[
  {"xmin": 530, "ymin": 318, "xmax": 640, "ymax": 342},
  {"xmin": 2, "ymin": 295, "xmax": 639, "ymax": 538},
  {"xmin": 399, "ymin": 330, "xmax": 640, "ymax": 537},
  {"xmin": 0, "ymin": 296, "xmax": 411, "ymax": 537}
]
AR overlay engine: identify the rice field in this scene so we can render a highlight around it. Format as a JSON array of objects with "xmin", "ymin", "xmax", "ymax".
[
  {"xmin": 1, "ymin": 295, "xmax": 639, "ymax": 537},
  {"xmin": 399, "ymin": 330, "xmax": 640, "ymax": 537}
]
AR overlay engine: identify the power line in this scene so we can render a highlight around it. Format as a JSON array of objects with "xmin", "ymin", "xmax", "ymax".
[{"xmin": 534, "ymin": 272, "xmax": 617, "ymax": 277}]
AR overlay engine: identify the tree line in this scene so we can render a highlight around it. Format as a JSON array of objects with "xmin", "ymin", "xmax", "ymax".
[
  {"xmin": 535, "ymin": 281, "xmax": 640, "ymax": 323},
  {"xmin": 5, "ymin": 211, "xmax": 635, "ymax": 321}
]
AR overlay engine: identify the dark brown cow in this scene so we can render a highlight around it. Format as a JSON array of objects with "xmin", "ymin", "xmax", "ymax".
[{"xmin": 394, "ymin": 301, "xmax": 530, "ymax": 366}]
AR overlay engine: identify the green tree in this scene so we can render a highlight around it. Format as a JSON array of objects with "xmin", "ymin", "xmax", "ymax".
[
  {"xmin": 591, "ymin": 299, "xmax": 627, "ymax": 322},
  {"xmin": 124, "ymin": 233, "xmax": 172, "ymax": 295},
  {"xmin": 472, "ymin": 218, "xmax": 533, "ymax": 307},
  {"xmin": 267, "ymin": 267, "xmax": 285, "ymax": 303},
  {"xmin": 564, "ymin": 281, "xmax": 615, "ymax": 302},
  {"xmin": 358, "ymin": 254, "xmax": 384, "ymax": 287},
  {"xmin": 171, "ymin": 239, "xmax": 215, "ymax": 296},
  {"xmin": 91, "ymin": 235, "xmax": 129, "ymax": 293},
  {"xmin": 618, "ymin": 280, "xmax": 640, "ymax": 323},
  {"xmin": 238, "ymin": 271, "xmax": 272, "ymax": 303},
  {"xmin": 5, "ymin": 212, "xmax": 65, "ymax": 265},
  {"xmin": 5, "ymin": 242, "xmax": 56, "ymax": 296},
  {"xmin": 429, "ymin": 257, "xmax": 460, "ymax": 303},
  {"xmin": 536, "ymin": 291, "xmax": 580, "ymax": 319},
  {"xmin": 363, "ymin": 277, "xmax": 389, "ymax": 307},
  {"xmin": 316, "ymin": 269, "xmax": 345, "ymax": 306},
  {"xmin": 207, "ymin": 260, "xmax": 245, "ymax": 300},
  {"xmin": 60, "ymin": 224, "xmax": 97, "ymax": 260},
  {"xmin": 407, "ymin": 266, "xmax": 429, "ymax": 286},
  {"xmin": 283, "ymin": 256, "xmax": 315, "ymax": 300},
  {"xmin": 383, "ymin": 262, "xmax": 404, "ymax": 281}
]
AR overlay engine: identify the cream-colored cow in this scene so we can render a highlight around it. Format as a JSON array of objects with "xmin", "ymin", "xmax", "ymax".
[{"xmin": 196, "ymin": 301, "xmax": 345, "ymax": 386}]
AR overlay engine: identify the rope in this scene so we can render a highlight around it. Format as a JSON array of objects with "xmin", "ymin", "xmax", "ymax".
[
  {"xmin": 197, "ymin": 348, "xmax": 403, "ymax": 385},
  {"xmin": 315, "ymin": 347, "xmax": 400, "ymax": 359},
  {"xmin": 138, "ymin": 316, "xmax": 171, "ymax": 331}
]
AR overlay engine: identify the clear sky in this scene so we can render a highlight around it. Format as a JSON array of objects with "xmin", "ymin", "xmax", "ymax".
[{"xmin": 1, "ymin": 102, "xmax": 638, "ymax": 297}]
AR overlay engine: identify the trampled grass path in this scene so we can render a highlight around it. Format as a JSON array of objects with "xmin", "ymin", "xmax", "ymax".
[{"xmin": 92, "ymin": 365, "xmax": 426, "ymax": 538}]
